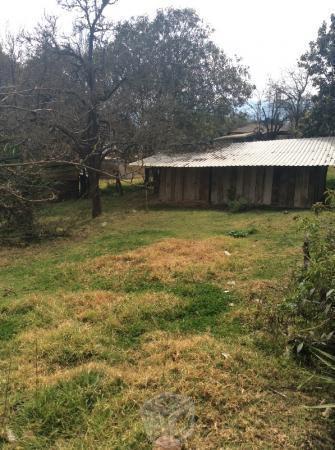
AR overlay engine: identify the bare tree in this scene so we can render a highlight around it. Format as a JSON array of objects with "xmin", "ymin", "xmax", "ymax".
[
  {"xmin": 0, "ymin": 34, "xmax": 55, "ymax": 240},
  {"xmin": 51, "ymin": 0, "xmax": 123, "ymax": 217},
  {"xmin": 277, "ymin": 67, "xmax": 311, "ymax": 133},
  {"xmin": 251, "ymin": 81, "xmax": 287, "ymax": 139},
  {"xmin": 27, "ymin": 0, "xmax": 124, "ymax": 218},
  {"xmin": 249, "ymin": 68, "xmax": 311, "ymax": 139}
]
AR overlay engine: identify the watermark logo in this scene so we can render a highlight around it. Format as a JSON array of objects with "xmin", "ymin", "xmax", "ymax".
[{"xmin": 141, "ymin": 393, "xmax": 195, "ymax": 449}]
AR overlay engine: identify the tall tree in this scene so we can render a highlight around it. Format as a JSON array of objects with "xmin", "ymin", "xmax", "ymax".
[
  {"xmin": 106, "ymin": 9, "xmax": 253, "ymax": 154},
  {"xmin": 51, "ymin": 0, "xmax": 124, "ymax": 217},
  {"xmin": 22, "ymin": 1, "xmax": 124, "ymax": 218},
  {"xmin": 252, "ymin": 80, "xmax": 288, "ymax": 139},
  {"xmin": 300, "ymin": 14, "xmax": 335, "ymax": 136},
  {"xmin": 278, "ymin": 67, "xmax": 311, "ymax": 133}
]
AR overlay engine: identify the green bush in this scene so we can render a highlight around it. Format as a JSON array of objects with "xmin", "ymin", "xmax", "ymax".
[
  {"xmin": 227, "ymin": 197, "xmax": 249, "ymax": 213},
  {"xmin": 284, "ymin": 194, "xmax": 335, "ymax": 396}
]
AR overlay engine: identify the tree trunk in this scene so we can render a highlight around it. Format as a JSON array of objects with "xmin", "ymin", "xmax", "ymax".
[
  {"xmin": 115, "ymin": 172, "xmax": 123, "ymax": 196},
  {"xmin": 88, "ymin": 156, "xmax": 102, "ymax": 218}
]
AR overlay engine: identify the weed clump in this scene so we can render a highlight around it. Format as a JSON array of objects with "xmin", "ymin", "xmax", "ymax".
[
  {"xmin": 227, "ymin": 227, "xmax": 257, "ymax": 238},
  {"xmin": 281, "ymin": 198, "xmax": 335, "ymax": 409},
  {"xmin": 284, "ymin": 214, "xmax": 335, "ymax": 356},
  {"xmin": 227, "ymin": 197, "xmax": 249, "ymax": 213}
]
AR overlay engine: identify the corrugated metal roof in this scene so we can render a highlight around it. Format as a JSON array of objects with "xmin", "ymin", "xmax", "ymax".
[{"xmin": 130, "ymin": 137, "xmax": 335, "ymax": 168}]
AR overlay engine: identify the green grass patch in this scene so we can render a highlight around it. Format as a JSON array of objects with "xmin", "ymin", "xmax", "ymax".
[
  {"xmin": 109, "ymin": 282, "xmax": 240, "ymax": 348},
  {"xmin": 12, "ymin": 371, "xmax": 125, "ymax": 447},
  {"xmin": 0, "ymin": 316, "xmax": 23, "ymax": 342},
  {"xmin": 91, "ymin": 228, "xmax": 173, "ymax": 257},
  {"xmin": 0, "ymin": 301, "xmax": 35, "ymax": 341}
]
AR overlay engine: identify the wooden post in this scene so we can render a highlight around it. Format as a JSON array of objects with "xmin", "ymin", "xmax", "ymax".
[{"xmin": 153, "ymin": 436, "xmax": 182, "ymax": 450}]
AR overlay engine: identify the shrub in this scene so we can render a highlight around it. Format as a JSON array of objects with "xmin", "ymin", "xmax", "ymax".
[
  {"xmin": 0, "ymin": 163, "xmax": 39, "ymax": 243},
  {"xmin": 227, "ymin": 197, "xmax": 249, "ymax": 213},
  {"xmin": 227, "ymin": 227, "xmax": 257, "ymax": 238},
  {"xmin": 284, "ymin": 192, "xmax": 335, "ymax": 396},
  {"xmin": 0, "ymin": 146, "xmax": 60, "ymax": 244}
]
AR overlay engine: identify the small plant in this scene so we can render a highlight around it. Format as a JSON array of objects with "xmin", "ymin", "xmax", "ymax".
[
  {"xmin": 311, "ymin": 202, "xmax": 326, "ymax": 215},
  {"xmin": 325, "ymin": 188, "xmax": 335, "ymax": 209},
  {"xmin": 227, "ymin": 197, "xmax": 249, "ymax": 213},
  {"xmin": 227, "ymin": 227, "xmax": 257, "ymax": 238},
  {"xmin": 297, "ymin": 345, "xmax": 335, "ymax": 410},
  {"xmin": 286, "ymin": 218, "xmax": 335, "ymax": 353},
  {"xmin": 312, "ymin": 189, "xmax": 335, "ymax": 215}
]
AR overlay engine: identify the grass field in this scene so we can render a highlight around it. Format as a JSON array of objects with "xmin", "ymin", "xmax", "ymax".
[{"xmin": 0, "ymin": 177, "xmax": 334, "ymax": 449}]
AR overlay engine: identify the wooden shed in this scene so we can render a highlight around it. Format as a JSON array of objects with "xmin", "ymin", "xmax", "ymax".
[{"xmin": 131, "ymin": 137, "xmax": 335, "ymax": 209}]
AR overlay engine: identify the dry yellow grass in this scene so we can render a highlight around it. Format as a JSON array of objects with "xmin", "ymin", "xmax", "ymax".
[
  {"xmin": 130, "ymin": 332, "xmax": 327, "ymax": 450},
  {"xmin": 5, "ymin": 289, "xmax": 184, "ymax": 389},
  {"xmin": 84, "ymin": 237, "xmax": 232, "ymax": 284},
  {"xmin": 6, "ymin": 330, "xmax": 331, "ymax": 449},
  {"xmin": 78, "ymin": 236, "xmax": 300, "ymax": 296},
  {"xmin": 1, "ymin": 203, "xmax": 333, "ymax": 449}
]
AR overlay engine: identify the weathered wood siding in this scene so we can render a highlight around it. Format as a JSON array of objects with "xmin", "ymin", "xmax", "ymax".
[
  {"xmin": 159, "ymin": 166, "xmax": 328, "ymax": 208},
  {"xmin": 212, "ymin": 167, "xmax": 269, "ymax": 206},
  {"xmin": 212, "ymin": 166, "xmax": 327, "ymax": 208},
  {"xmin": 159, "ymin": 168, "xmax": 210, "ymax": 204}
]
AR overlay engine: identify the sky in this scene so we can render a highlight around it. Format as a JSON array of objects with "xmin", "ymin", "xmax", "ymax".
[{"xmin": 1, "ymin": 0, "xmax": 334, "ymax": 90}]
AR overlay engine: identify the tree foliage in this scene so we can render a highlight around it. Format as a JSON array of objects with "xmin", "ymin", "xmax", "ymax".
[
  {"xmin": 108, "ymin": 8, "xmax": 252, "ymax": 151},
  {"xmin": 300, "ymin": 14, "xmax": 335, "ymax": 136}
]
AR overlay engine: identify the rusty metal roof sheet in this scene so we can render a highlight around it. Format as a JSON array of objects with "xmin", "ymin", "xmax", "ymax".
[{"xmin": 130, "ymin": 137, "xmax": 335, "ymax": 168}]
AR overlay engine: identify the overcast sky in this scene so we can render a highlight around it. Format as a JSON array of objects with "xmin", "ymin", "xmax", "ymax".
[{"xmin": 1, "ymin": 0, "xmax": 334, "ymax": 90}]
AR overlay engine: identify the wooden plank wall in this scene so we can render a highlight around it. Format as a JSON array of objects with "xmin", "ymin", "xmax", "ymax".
[
  {"xmin": 211, "ymin": 167, "xmax": 271, "ymax": 206},
  {"xmin": 271, "ymin": 167, "xmax": 297, "ymax": 207},
  {"xmin": 211, "ymin": 166, "xmax": 327, "ymax": 208},
  {"xmin": 294, "ymin": 166, "xmax": 328, "ymax": 208},
  {"xmin": 159, "ymin": 166, "xmax": 328, "ymax": 208},
  {"xmin": 159, "ymin": 168, "xmax": 210, "ymax": 204}
]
